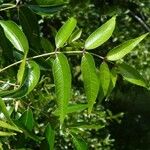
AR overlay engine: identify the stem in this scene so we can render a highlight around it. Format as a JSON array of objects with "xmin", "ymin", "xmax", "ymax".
[
  {"xmin": 0, "ymin": 51, "xmax": 104, "ymax": 73},
  {"xmin": 0, "ymin": 4, "xmax": 16, "ymax": 11}
]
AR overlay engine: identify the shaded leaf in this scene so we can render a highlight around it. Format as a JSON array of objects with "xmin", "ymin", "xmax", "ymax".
[
  {"xmin": 28, "ymin": 4, "xmax": 65, "ymax": 16},
  {"xmin": 52, "ymin": 53, "xmax": 71, "ymax": 124},
  {"xmin": 55, "ymin": 17, "xmax": 77, "ymax": 48},
  {"xmin": 106, "ymin": 33, "xmax": 148, "ymax": 61},
  {"xmin": 99, "ymin": 62, "xmax": 110, "ymax": 96},
  {"xmin": 0, "ymin": 61, "xmax": 40, "ymax": 98},
  {"xmin": 0, "ymin": 20, "xmax": 29, "ymax": 54},
  {"xmin": 118, "ymin": 63, "xmax": 146, "ymax": 87},
  {"xmin": 19, "ymin": 6, "xmax": 40, "ymax": 50},
  {"xmin": 19, "ymin": 109, "xmax": 34, "ymax": 131},
  {"xmin": 81, "ymin": 53, "xmax": 99, "ymax": 113},
  {"xmin": 85, "ymin": 16, "xmax": 116, "ymax": 50},
  {"xmin": 45, "ymin": 123, "xmax": 55, "ymax": 150},
  {"xmin": 107, "ymin": 67, "xmax": 118, "ymax": 96}
]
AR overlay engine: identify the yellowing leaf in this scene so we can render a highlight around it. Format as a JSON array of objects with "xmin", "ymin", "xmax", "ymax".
[
  {"xmin": 55, "ymin": 17, "xmax": 77, "ymax": 48},
  {"xmin": 81, "ymin": 53, "xmax": 99, "ymax": 113},
  {"xmin": 52, "ymin": 53, "xmax": 71, "ymax": 124},
  {"xmin": 106, "ymin": 33, "xmax": 148, "ymax": 61},
  {"xmin": 85, "ymin": 16, "xmax": 116, "ymax": 50}
]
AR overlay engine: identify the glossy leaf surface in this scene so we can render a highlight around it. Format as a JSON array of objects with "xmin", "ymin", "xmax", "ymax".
[
  {"xmin": 0, "ymin": 20, "xmax": 29, "ymax": 54},
  {"xmin": 55, "ymin": 17, "xmax": 77, "ymax": 48},
  {"xmin": 85, "ymin": 16, "xmax": 116, "ymax": 50},
  {"xmin": 0, "ymin": 61, "xmax": 40, "ymax": 98}
]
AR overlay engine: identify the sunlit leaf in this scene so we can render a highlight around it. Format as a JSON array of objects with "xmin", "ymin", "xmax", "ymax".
[
  {"xmin": 118, "ymin": 63, "xmax": 146, "ymax": 87},
  {"xmin": 81, "ymin": 53, "xmax": 99, "ymax": 113},
  {"xmin": 85, "ymin": 16, "xmax": 116, "ymax": 50},
  {"xmin": 69, "ymin": 28, "xmax": 82, "ymax": 43},
  {"xmin": 52, "ymin": 53, "xmax": 71, "ymax": 124},
  {"xmin": 0, "ymin": 131, "xmax": 16, "ymax": 136},
  {"xmin": 55, "ymin": 17, "xmax": 77, "ymax": 48},
  {"xmin": 106, "ymin": 33, "xmax": 148, "ymax": 61},
  {"xmin": 0, "ymin": 20, "xmax": 29, "ymax": 54},
  {"xmin": 0, "ymin": 120, "xmax": 21, "ymax": 132}
]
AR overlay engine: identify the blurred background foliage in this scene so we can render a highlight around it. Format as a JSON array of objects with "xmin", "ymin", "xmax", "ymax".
[{"xmin": 0, "ymin": 0, "xmax": 150, "ymax": 149}]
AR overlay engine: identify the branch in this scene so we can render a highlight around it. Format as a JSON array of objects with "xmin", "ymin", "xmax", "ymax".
[{"xmin": 0, "ymin": 51, "xmax": 104, "ymax": 73}]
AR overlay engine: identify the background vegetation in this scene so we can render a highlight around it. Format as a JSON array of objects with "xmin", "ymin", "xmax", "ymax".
[{"xmin": 0, "ymin": 0, "xmax": 150, "ymax": 149}]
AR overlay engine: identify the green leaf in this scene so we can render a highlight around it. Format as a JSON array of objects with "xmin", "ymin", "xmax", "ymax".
[
  {"xmin": 99, "ymin": 62, "xmax": 110, "ymax": 96},
  {"xmin": 40, "ymin": 37, "xmax": 54, "ymax": 52},
  {"xmin": 0, "ymin": 61, "xmax": 40, "ymax": 98},
  {"xmin": 28, "ymin": 4, "xmax": 64, "ymax": 16},
  {"xmin": 85, "ymin": 16, "xmax": 116, "ymax": 50},
  {"xmin": 19, "ymin": 109, "xmax": 34, "ymax": 131},
  {"xmin": 45, "ymin": 123, "xmax": 55, "ymax": 150},
  {"xmin": 19, "ymin": 6, "xmax": 40, "ymax": 50},
  {"xmin": 118, "ymin": 63, "xmax": 146, "ymax": 87},
  {"xmin": 17, "ymin": 56, "xmax": 26, "ymax": 85},
  {"xmin": 106, "ymin": 33, "xmax": 148, "ymax": 61},
  {"xmin": 81, "ymin": 53, "xmax": 99, "ymax": 113},
  {"xmin": 68, "ymin": 28, "xmax": 82, "ymax": 43},
  {"xmin": 107, "ymin": 67, "xmax": 118, "ymax": 96},
  {"xmin": 0, "ymin": 97, "xmax": 12, "ymax": 123},
  {"xmin": 71, "ymin": 133, "xmax": 88, "ymax": 150},
  {"xmin": 52, "ymin": 53, "xmax": 71, "ymax": 124},
  {"xmin": 35, "ymin": 0, "xmax": 64, "ymax": 5},
  {"xmin": 0, "ymin": 120, "xmax": 21, "ymax": 132},
  {"xmin": 0, "ymin": 131, "xmax": 16, "ymax": 136},
  {"xmin": 0, "ymin": 20, "xmax": 29, "ymax": 54},
  {"xmin": 55, "ymin": 17, "xmax": 77, "ymax": 48},
  {"xmin": 54, "ymin": 104, "xmax": 88, "ymax": 116}
]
